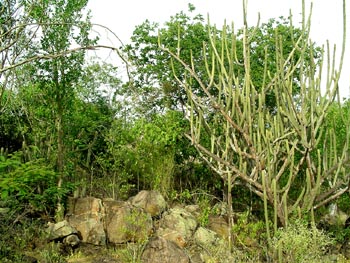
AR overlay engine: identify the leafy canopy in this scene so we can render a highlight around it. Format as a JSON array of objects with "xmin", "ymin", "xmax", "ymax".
[{"xmin": 124, "ymin": 6, "xmax": 321, "ymax": 114}]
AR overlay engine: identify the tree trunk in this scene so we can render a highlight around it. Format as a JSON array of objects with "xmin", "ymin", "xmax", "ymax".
[{"xmin": 55, "ymin": 101, "xmax": 65, "ymax": 222}]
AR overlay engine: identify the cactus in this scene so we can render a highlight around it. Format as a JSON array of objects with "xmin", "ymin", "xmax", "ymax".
[{"xmin": 160, "ymin": 0, "xmax": 349, "ymax": 233}]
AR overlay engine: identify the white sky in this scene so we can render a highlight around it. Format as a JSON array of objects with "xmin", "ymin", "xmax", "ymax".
[{"xmin": 87, "ymin": 0, "xmax": 350, "ymax": 99}]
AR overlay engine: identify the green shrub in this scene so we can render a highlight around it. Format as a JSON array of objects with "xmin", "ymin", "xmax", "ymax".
[
  {"xmin": 232, "ymin": 212, "xmax": 266, "ymax": 248},
  {"xmin": 0, "ymin": 217, "xmax": 44, "ymax": 262},
  {"xmin": 0, "ymin": 152, "xmax": 72, "ymax": 214},
  {"xmin": 99, "ymin": 111, "xmax": 185, "ymax": 198},
  {"xmin": 272, "ymin": 220, "xmax": 334, "ymax": 262},
  {"xmin": 190, "ymin": 239, "xmax": 262, "ymax": 263}
]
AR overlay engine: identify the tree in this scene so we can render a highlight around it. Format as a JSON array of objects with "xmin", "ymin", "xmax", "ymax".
[
  {"xmin": 0, "ymin": 1, "xmax": 130, "ymax": 223},
  {"xmin": 162, "ymin": 1, "xmax": 349, "ymax": 246},
  {"xmin": 124, "ymin": 6, "xmax": 321, "ymax": 115},
  {"xmin": 64, "ymin": 61, "xmax": 121, "ymax": 198},
  {"xmin": 0, "ymin": 0, "xmax": 124, "ymax": 112},
  {"xmin": 0, "ymin": 0, "xmax": 32, "ymax": 111},
  {"xmin": 124, "ymin": 5, "xmax": 212, "ymax": 115},
  {"xmin": 237, "ymin": 16, "xmax": 322, "ymax": 111},
  {"xmin": 0, "ymin": 59, "xmax": 121, "ymax": 219},
  {"xmin": 23, "ymin": 0, "xmax": 96, "ymax": 220}
]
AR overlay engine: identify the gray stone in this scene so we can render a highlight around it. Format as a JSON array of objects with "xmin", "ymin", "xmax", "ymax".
[
  {"xmin": 157, "ymin": 207, "xmax": 198, "ymax": 248},
  {"xmin": 46, "ymin": 220, "xmax": 77, "ymax": 241},
  {"xmin": 141, "ymin": 236, "xmax": 190, "ymax": 263},
  {"xmin": 193, "ymin": 227, "xmax": 219, "ymax": 247},
  {"xmin": 66, "ymin": 197, "xmax": 106, "ymax": 245},
  {"xmin": 156, "ymin": 227, "xmax": 187, "ymax": 248},
  {"xmin": 323, "ymin": 203, "xmax": 349, "ymax": 226},
  {"xmin": 129, "ymin": 190, "xmax": 167, "ymax": 217},
  {"xmin": 63, "ymin": 234, "xmax": 80, "ymax": 247},
  {"xmin": 104, "ymin": 200, "xmax": 152, "ymax": 244}
]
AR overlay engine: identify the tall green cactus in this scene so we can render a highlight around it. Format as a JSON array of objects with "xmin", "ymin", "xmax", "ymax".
[{"xmin": 160, "ymin": 0, "xmax": 349, "ymax": 232}]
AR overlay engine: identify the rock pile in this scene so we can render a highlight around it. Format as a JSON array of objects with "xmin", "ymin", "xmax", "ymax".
[{"xmin": 47, "ymin": 190, "xmax": 227, "ymax": 262}]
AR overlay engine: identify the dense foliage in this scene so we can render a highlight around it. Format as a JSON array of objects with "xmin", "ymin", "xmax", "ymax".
[
  {"xmin": 0, "ymin": 1, "xmax": 349, "ymax": 261},
  {"xmin": 124, "ymin": 9, "xmax": 321, "ymax": 114}
]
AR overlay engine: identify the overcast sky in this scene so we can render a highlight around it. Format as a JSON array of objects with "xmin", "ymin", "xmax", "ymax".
[{"xmin": 87, "ymin": 0, "xmax": 350, "ymax": 99}]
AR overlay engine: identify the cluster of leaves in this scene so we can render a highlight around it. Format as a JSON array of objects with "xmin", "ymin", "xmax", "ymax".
[
  {"xmin": 97, "ymin": 110, "xmax": 193, "ymax": 198},
  {"xmin": 124, "ymin": 7, "xmax": 212, "ymax": 114},
  {"xmin": 124, "ymin": 6, "xmax": 321, "ymax": 115},
  {"xmin": 0, "ymin": 152, "xmax": 71, "ymax": 214},
  {"xmin": 0, "ymin": 92, "xmax": 26, "ymax": 153},
  {"xmin": 272, "ymin": 220, "xmax": 334, "ymax": 262},
  {"xmin": 232, "ymin": 212, "xmax": 266, "ymax": 248}
]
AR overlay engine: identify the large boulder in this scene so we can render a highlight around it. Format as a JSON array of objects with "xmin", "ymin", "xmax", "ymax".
[
  {"xmin": 46, "ymin": 220, "xmax": 80, "ymax": 248},
  {"xmin": 184, "ymin": 204, "xmax": 201, "ymax": 218},
  {"xmin": 159, "ymin": 207, "xmax": 198, "ymax": 247},
  {"xmin": 193, "ymin": 226, "xmax": 220, "ymax": 247},
  {"xmin": 156, "ymin": 227, "xmax": 187, "ymax": 248},
  {"xmin": 141, "ymin": 236, "xmax": 190, "ymax": 263},
  {"xmin": 103, "ymin": 199, "xmax": 153, "ymax": 244},
  {"xmin": 66, "ymin": 197, "xmax": 106, "ymax": 246},
  {"xmin": 129, "ymin": 190, "xmax": 167, "ymax": 217},
  {"xmin": 46, "ymin": 220, "xmax": 77, "ymax": 241}
]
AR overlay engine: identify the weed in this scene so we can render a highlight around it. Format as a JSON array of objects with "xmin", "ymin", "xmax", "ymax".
[
  {"xmin": 39, "ymin": 242, "xmax": 67, "ymax": 263},
  {"xmin": 115, "ymin": 241, "xmax": 148, "ymax": 263},
  {"xmin": 232, "ymin": 211, "xmax": 266, "ymax": 247},
  {"xmin": 271, "ymin": 220, "xmax": 334, "ymax": 263}
]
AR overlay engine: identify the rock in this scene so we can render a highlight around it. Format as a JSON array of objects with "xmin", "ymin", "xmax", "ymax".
[
  {"xmin": 160, "ymin": 207, "xmax": 198, "ymax": 246},
  {"xmin": 67, "ymin": 196, "xmax": 104, "ymax": 217},
  {"xmin": 63, "ymin": 234, "xmax": 80, "ymax": 247},
  {"xmin": 190, "ymin": 227, "xmax": 230, "ymax": 263},
  {"xmin": 207, "ymin": 215, "xmax": 229, "ymax": 239},
  {"xmin": 184, "ymin": 205, "xmax": 201, "ymax": 218},
  {"xmin": 156, "ymin": 227, "xmax": 187, "ymax": 248},
  {"xmin": 318, "ymin": 203, "xmax": 349, "ymax": 230},
  {"xmin": 193, "ymin": 227, "xmax": 219, "ymax": 247},
  {"xmin": 66, "ymin": 197, "xmax": 106, "ymax": 246},
  {"xmin": 46, "ymin": 220, "xmax": 78, "ymax": 241},
  {"xmin": 103, "ymin": 199, "xmax": 152, "ymax": 244},
  {"xmin": 129, "ymin": 190, "xmax": 167, "ymax": 217},
  {"xmin": 55, "ymin": 191, "xmax": 232, "ymax": 252},
  {"xmin": 141, "ymin": 236, "xmax": 190, "ymax": 263}
]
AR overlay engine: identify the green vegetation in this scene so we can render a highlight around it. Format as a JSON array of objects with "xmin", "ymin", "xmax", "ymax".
[
  {"xmin": 0, "ymin": 0, "xmax": 349, "ymax": 262},
  {"xmin": 272, "ymin": 221, "xmax": 334, "ymax": 263},
  {"xmin": 164, "ymin": 0, "xmax": 349, "ymax": 236}
]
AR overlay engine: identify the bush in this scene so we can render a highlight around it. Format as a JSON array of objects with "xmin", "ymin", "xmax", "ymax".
[
  {"xmin": 0, "ymin": 217, "xmax": 44, "ymax": 262},
  {"xmin": 271, "ymin": 220, "xmax": 334, "ymax": 262},
  {"xmin": 232, "ymin": 212, "xmax": 266, "ymax": 248},
  {"xmin": 0, "ymin": 152, "xmax": 72, "ymax": 215}
]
